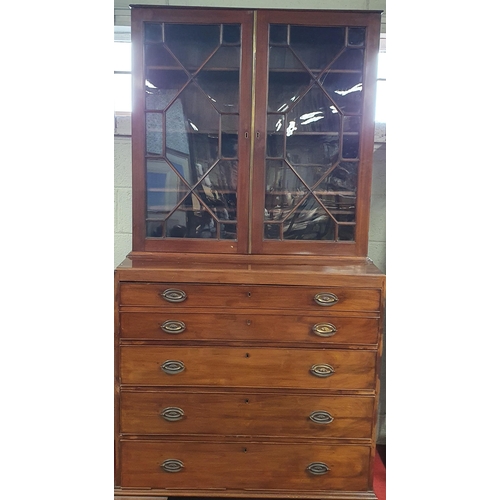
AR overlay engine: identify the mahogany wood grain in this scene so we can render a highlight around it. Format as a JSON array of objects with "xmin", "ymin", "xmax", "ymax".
[
  {"xmin": 119, "ymin": 283, "xmax": 381, "ymax": 311},
  {"xmin": 120, "ymin": 346, "xmax": 376, "ymax": 390},
  {"xmin": 116, "ymin": 255, "xmax": 385, "ymax": 289},
  {"xmin": 115, "ymin": 491, "xmax": 378, "ymax": 499},
  {"xmin": 120, "ymin": 310, "xmax": 379, "ymax": 345},
  {"xmin": 120, "ymin": 391, "xmax": 374, "ymax": 439},
  {"xmin": 120, "ymin": 440, "xmax": 371, "ymax": 491}
]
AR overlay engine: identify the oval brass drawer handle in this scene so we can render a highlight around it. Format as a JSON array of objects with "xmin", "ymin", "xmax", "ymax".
[
  {"xmin": 312, "ymin": 323, "xmax": 337, "ymax": 337},
  {"xmin": 160, "ymin": 320, "xmax": 186, "ymax": 334},
  {"xmin": 309, "ymin": 410, "xmax": 334, "ymax": 424},
  {"xmin": 161, "ymin": 360, "xmax": 185, "ymax": 375},
  {"xmin": 161, "ymin": 288, "xmax": 187, "ymax": 303},
  {"xmin": 160, "ymin": 407, "xmax": 185, "ymax": 422},
  {"xmin": 161, "ymin": 459, "xmax": 184, "ymax": 473},
  {"xmin": 314, "ymin": 292, "xmax": 339, "ymax": 306},
  {"xmin": 310, "ymin": 363, "xmax": 335, "ymax": 378},
  {"xmin": 307, "ymin": 462, "xmax": 330, "ymax": 475}
]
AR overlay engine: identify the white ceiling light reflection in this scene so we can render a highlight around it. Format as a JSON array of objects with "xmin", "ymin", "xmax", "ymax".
[
  {"xmin": 334, "ymin": 83, "xmax": 362, "ymax": 96},
  {"xmin": 300, "ymin": 111, "xmax": 324, "ymax": 125},
  {"xmin": 286, "ymin": 120, "xmax": 297, "ymax": 136}
]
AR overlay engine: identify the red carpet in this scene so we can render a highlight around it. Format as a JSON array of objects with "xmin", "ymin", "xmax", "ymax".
[{"xmin": 373, "ymin": 450, "xmax": 386, "ymax": 500}]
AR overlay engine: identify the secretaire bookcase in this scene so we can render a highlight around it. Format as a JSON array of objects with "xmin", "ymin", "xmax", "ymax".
[{"xmin": 115, "ymin": 5, "xmax": 385, "ymax": 500}]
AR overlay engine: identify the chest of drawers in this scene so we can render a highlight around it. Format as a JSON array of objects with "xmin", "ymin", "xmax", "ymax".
[{"xmin": 114, "ymin": 256, "xmax": 385, "ymax": 500}]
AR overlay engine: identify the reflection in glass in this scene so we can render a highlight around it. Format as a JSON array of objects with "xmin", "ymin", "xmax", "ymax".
[
  {"xmin": 289, "ymin": 26, "xmax": 344, "ymax": 73},
  {"xmin": 196, "ymin": 68, "xmax": 240, "ymax": 113},
  {"xmin": 146, "ymin": 113, "xmax": 163, "ymax": 155},
  {"xmin": 286, "ymin": 134, "xmax": 339, "ymax": 168},
  {"xmin": 143, "ymin": 22, "xmax": 240, "ymax": 240},
  {"xmin": 144, "ymin": 23, "xmax": 162, "ymax": 43},
  {"xmin": 322, "ymin": 72, "xmax": 363, "ymax": 114},
  {"xmin": 164, "ymin": 24, "xmax": 220, "ymax": 70},
  {"xmin": 264, "ymin": 23, "xmax": 364, "ymax": 242},
  {"xmin": 348, "ymin": 27, "xmax": 365, "ymax": 47},
  {"xmin": 329, "ymin": 49, "xmax": 364, "ymax": 71}
]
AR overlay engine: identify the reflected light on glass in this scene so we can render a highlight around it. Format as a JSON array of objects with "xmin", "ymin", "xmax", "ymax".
[
  {"xmin": 286, "ymin": 120, "xmax": 297, "ymax": 136},
  {"xmin": 188, "ymin": 120, "xmax": 199, "ymax": 131},
  {"xmin": 334, "ymin": 83, "xmax": 362, "ymax": 96},
  {"xmin": 300, "ymin": 111, "xmax": 324, "ymax": 125}
]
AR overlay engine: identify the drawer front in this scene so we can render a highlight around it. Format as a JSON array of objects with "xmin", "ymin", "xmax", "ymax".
[
  {"xmin": 120, "ymin": 311, "xmax": 379, "ymax": 345},
  {"xmin": 120, "ymin": 283, "xmax": 381, "ymax": 312},
  {"xmin": 120, "ymin": 346, "xmax": 376, "ymax": 390},
  {"xmin": 120, "ymin": 440, "xmax": 371, "ymax": 491},
  {"xmin": 121, "ymin": 391, "xmax": 374, "ymax": 438}
]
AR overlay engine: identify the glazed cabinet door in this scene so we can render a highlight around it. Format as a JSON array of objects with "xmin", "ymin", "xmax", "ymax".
[
  {"xmin": 251, "ymin": 10, "xmax": 381, "ymax": 256},
  {"xmin": 131, "ymin": 8, "xmax": 253, "ymax": 254}
]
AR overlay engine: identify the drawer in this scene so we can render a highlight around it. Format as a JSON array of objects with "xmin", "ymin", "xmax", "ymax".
[
  {"xmin": 120, "ymin": 283, "xmax": 381, "ymax": 312},
  {"xmin": 120, "ymin": 346, "xmax": 376, "ymax": 390},
  {"xmin": 120, "ymin": 311, "xmax": 379, "ymax": 345},
  {"xmin": 120, "ymin": 440, "xmax": 371, "ymax": 491},
  {"xmin": 120, "ymin": 391, "xmax": 374, "ymax": 439}
]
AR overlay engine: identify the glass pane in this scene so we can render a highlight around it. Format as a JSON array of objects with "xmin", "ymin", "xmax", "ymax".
[
  {"xmin": 329, "ymin": 48, "xmax": 364, "ymax": 71},
  {"xmin": 221, "ymin": 115, "xmax": 239, "ymax": 158},
  {"xmin": 285, "ymin": 85, "xmax": 340, "ymax": 135},
  {"xmin": 264, "ymin": 22, "xmax": 366, "ymax": 243},
  {"xmin": 282, "ymin": 196, "xmax": 334, "ymax": 240},
  {"xmin": 265, "ymin": 160, "xmax": 308, "ymax": 221},
  {"xmin": 146, "ymin": 112, "xmax": 163, "ymax": 155},
  {"xmin": 204, "ymin": 46, "xmax": 241, "ymax": 70},
  {"xmin": 270, "ymin": 24, "xmax": 287, "ymax": 45},
  {"xmin": 338, "ymin": 224, "xmax": 355, "ymax": 241},
  {"xmin": 289, "ymin": 26, "xmax": 345, "ymax": 73},
  {"xmin": 286, "ymin": 134, "xmax": 339, "ymax": 168},
  {"xmin": 322, "ymin": 72, "xmax": 363, "ymax": 114},
  {"xmin": 222, "ymin": 24, "xmax": 240, "ymax": 44},
  {"xmin": 348, "ymin": 27, "xmax": 365, "ymax": 47},
  {"xmin": 326, "ymin": 161, "xmax": 359, "ymax": 192},
  {"xmin": 188, "ymin": 134, "xmax": 219, "ymax": 173},
  {"xmin": 142, "ymin": 21, "xmax": 242, "ymax": 241},
  {"xmin": 267, "ymin": 115, "xmax": 285, "ymax": 158},
  {"xmin": 196, "ymin": 66, "xmax": 240, "ymax": 113},
  {"xmin": 145, "ymin": 44, "xmax": 180, "ymax": 68},
  {"xmin": 196, "ymin": 160, "xmax": 238, "ymax": 219},
  {"xmin": 165, "ymin": 24, "xmax": 220, "ymax": 70},
  {"xmin": 144, "ymin": 23, "xmax": 162, "ymax": 43},
  {"xmin": 343, "ymin": 116, "xmax": 361, "ymax": 133},
  {"xmin": 268, "ymin": 47, "xmax": 311, "ymax": 113},
  {"xmin": 146, "ymin": 158, "xmax": 191, "ymax": 227},
  {"xmin": 342, "ymin": 134, "xmax": 360, "ymax": 159}
]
